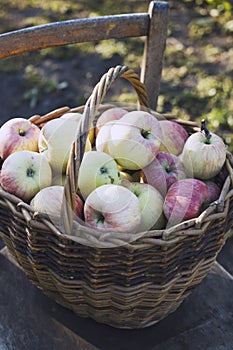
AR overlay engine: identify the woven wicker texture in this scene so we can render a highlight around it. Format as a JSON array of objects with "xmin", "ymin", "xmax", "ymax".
[{"xmin": 0, "ymin": 65, "xmax": 232, "ymax": 329}]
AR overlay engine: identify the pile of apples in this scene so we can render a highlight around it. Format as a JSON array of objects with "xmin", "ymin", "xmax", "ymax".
[{"xmin": 0, "ymin": 106, "xmax": 227, "ymax": 233}]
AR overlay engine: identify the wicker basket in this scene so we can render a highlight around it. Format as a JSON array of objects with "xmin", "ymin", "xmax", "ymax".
[{"xmin": 0, "ymin": 65, "xmax": 232, "ymax": 329}]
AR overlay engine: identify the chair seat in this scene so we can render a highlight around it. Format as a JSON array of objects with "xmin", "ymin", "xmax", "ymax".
[{"xmin": 0, "ymin": 240, "xmax": 232, "ymax": 350}]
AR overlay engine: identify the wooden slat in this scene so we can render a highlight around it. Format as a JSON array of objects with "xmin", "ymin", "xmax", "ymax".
[
  {"xmin": 140, "ymin": 1, "xmax": 169, "ymax": 110},
  {"xmin": 0, "ymin": 14, "xmax": 149, "ymax": 59}
]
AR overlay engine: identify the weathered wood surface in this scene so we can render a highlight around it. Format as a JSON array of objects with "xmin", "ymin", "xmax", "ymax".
[
  {"xmin": 0, "ymin": 14, "xmax": 149, "ymax": 59},
  {"xmin": 0, "ymin": 239, "xmax": 233, "ymax": 350},
  {"xmin": 140, "ymin": 1, "xmax": 169, "ymax": 110}
]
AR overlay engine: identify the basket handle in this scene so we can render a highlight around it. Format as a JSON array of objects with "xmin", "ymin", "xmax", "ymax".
[{"xmin": 61, "ymin": 65, "xmax": 150, "ymax": 234}]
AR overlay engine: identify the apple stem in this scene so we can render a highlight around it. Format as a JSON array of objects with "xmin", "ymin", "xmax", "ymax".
[
  {"xmin": 201, "ymin": 119, "xmax": 212, "ymax": 144},
  {"xmin": 17, "ymin": 128, "xmax": 26, "ymax": 136},
  {"xmin": 141, "ymin": 129, "xmax": 150, "ymax": 139}
]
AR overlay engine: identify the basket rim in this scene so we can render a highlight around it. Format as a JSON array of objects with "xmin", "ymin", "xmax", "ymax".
[{"xmin": 0, "ymin": 145, "xmax": 232, "ymax": 248}]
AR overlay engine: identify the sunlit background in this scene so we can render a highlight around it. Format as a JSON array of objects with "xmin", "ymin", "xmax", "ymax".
[{"xmin": 0, "ymin": 0, "xmax": 232, "ymax": 151}]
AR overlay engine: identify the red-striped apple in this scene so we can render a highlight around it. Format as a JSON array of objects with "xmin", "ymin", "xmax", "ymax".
[
  {"xmin": 106, "ymin": 111, "xmax": 162, "ymax": 170},
  {"xmin": 0, "ymin": 150, "xmax": 52, "ymax": 202},
  {"xmin": 95, "ymin": 107, "xmax": 127, "ymax": 135},
  {"xmin": 0, "ymin": 117, "xmax": 40, "ymax": 160},
  {"xmin": 84, "ymin": 184, "xmax": 141, "ymax": 233},
  {"xmin": 142, "ymin": 151, "xmax": 186, "ymax": 197},
  {"xmin": 30, "ymin": 185, "xmax": 84, "ymax": 219},
  {"xmin": 159, "ymin": 120, "xmax": 189, "ymax": 155},
  {"xmin": 163, "ymin": 178, "xmax": 209, "ymax": 227},
  {"xmin": 180, "ymin": 121, "xmax": 226, "ymax": 179}
]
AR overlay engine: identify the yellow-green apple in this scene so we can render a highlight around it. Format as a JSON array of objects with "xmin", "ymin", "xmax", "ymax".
[
  {"xmin": 61, "ymin": 110, "xmax": 95, "ymax": 146},
  {"xmin": 95, "ymin": 107, "xmax": 128, "ymax": 136},
  {"xmin": 60, "ymin": 111, "xmax": 93, "ymax": 150},
  {"xmin": 0, "ymin": 117, "xmax": 40, "ymax": 159},
  {"xmin": 95, "ymin": 121, "xmax": 114, "ymax": 153},
  {"xmin": 60, "ymin": 111, "xmax": 83, "ymax": 122},
  {"xmin": 0, "ymin": 150, "xmax": 52, "ymax": 202},
  {"xmin": 159, "ymin": 120, "xmax": 189, "ymax": 155},
  {"xmin": 38, "ymin": 118, "xmax": 79, "ymax": 174},
  {"xmin": 163, "ymin": 178, "xmax": 209, "ymax": 227},
  {"xmin": 84, "ymin": 184, "xmax": 141, "ymax": 233},
  {"xmin": 180, "ymin": 121, "xmax": 226, "ymax": 180},
  {"xmin": 30, "ymin": 185, "xmax": 84, "ymax": 219},
  {"xmin": 106, "ymin": 111, "xmax": 162, "ymax": 170},
  {"xmin": 142, "ymin": 151, "xmax": 186, "ymax": 197},
  {"xmin": 77, "ymin": 150, "xmax": 121, "ymax": 200},
  {"xmin": 120, "ymin": 180, "xmax": 164, "ymax": 232}
]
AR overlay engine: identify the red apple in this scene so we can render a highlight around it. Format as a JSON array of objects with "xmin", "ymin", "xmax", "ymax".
[
  {"xmin": 95, "ymin": 107, "xmax": 128, "ymax": 136},
  {"xmin": 159, "ymin": 120, "xmax": 189, "ymax": 155},
  {"xmin": 202, "ymin": 180, "xmax": 221, "ymax": 210},
  {"xmin": 0, "ymin": 117, "xmax": 40, "ymax": 159},
  {"xmin": 163, "ymin": 178, "xmax": 209, "ymax": 227},
  {"xmin": 142, "ymin": 151, "xmax": 186, "ymax": 197}
]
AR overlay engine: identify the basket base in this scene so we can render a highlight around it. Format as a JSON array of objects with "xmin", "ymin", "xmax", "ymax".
[{"xmin": 1, "ymin": 243, "xmax": 233, "ymax": 350}]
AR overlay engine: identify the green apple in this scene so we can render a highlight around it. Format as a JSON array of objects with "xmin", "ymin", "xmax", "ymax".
[
  {"xmin": 78, "ymin": 150, "xmax": 121, "ymax": 199},
  {"xmin": 120, "ymin": 180, "xmax": 164, "ymax": 232}
]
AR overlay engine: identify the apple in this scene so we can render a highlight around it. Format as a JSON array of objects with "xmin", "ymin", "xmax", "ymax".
[
  {"xmin": 0, "ymin": 117, "xmax": 40, "ymax": 160},
  {"xmin": 180, "ymin": 120, "xmax": 227, "ymax": 180},
  {"xmin": 60, "ymin": 112, "xmax": 93, "ymax": 150},
  {"xmin": 106, "ymin": 110, "xmax": 162, "ymax": 170},
  {"xmin": 77, "ymin": 150, "xmax": 121, "ymax": 200},
  {"xmin": 142, "ymin": 151, "xmax": 187, "ymax": 197},
  {"xmin": 120, "ymin": 180, "xmax": 164, "ymax": 232},
  {"xmin": 60, "ymin": 112, "xmax": 83, "ymax": 122},
  {"xmin": 163, "ymin": 178, "xmax": 209, "ymax": 227},
  {"xmin": 202, "ymin": 180, "xmax": 221, "ymax": 210},
  {"xmin": 119, "ymin": 171, "xmax": 134, "ymax": 182},
  {"xmin": 84, "ymin": 184, "xmax": 141, "ymax": 233},
  {"xmin": 30, "ymin": 185, "xmax": 84, "ymax": 219},
  {"xmin": 0, "ymin": 150, "xmax": 52, "ymax": 202},
  {"xmin": 95, "ymin": 107, "xmax": 128, "ymax": 135},
  {"xmin": 51, "ymin": 173, "xmax": 66, "ymax": 186},
  {"xmin": 159, "ymin": 120, "xmax": 189, "ymax": 155},
  {"xmin": 38, "ymin": 118, "xmax": 80, "ymax": 174},
  {"xmin": 95, "ymin": 121, "xmax": 114, "ymax": 154}
]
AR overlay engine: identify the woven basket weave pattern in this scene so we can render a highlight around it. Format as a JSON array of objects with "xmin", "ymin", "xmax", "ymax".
[{"xmin": 0, "ymin": 65, "xmax": 232, "ymax": 329}]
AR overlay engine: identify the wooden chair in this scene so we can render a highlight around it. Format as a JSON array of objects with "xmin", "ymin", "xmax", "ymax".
[{"xmin": 0, "ymin": 1, "xmax": 169, "ymax": 111}]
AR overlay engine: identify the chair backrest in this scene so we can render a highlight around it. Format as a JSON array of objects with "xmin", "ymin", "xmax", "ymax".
[{"xmin": 0, "ymin": 1, "xmax": 168, "ymax": 111}]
